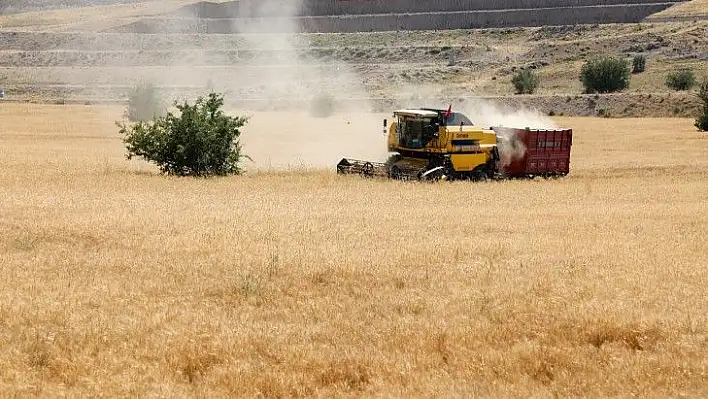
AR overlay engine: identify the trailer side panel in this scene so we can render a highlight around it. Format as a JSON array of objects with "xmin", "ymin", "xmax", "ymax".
[{"xmin": 493, "ymin": 127, "xmax": 573, "ymax": 178}]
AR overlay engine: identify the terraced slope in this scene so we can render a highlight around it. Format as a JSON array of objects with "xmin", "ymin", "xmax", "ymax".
[
  {"xmin": 1, "ymin": 21, "xmax": 706, "ymax": 117},
  {"xmin": 0, "ymin": 0, "xmax": 705, "ymax": 117}
]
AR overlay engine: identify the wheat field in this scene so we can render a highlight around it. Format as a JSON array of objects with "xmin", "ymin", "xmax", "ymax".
[{"xmin": 0, "ymin": 103, "xmax": 707, "ymax": 397}]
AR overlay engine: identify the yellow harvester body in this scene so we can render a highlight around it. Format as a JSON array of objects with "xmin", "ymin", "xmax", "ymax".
[
  {"xmin": 337, "ymin": 108, "xmax": 500, "ymax": 180},
  {"xmin": 385, "ymin": 109, "xmax": 498, "ymax": 178}
]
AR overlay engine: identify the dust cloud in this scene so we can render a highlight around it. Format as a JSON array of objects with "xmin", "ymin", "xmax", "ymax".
[
  {"xmin": 90, "ymin": 0, "xmax": 390, "ymax": 172},
  {"xmin": 382, "ymin": 78, "xmax": 558, "ymax": 129},
  {"xmin": 460, "ymin": 100, "xmax": 558, "ymax": 130},
  {"xmin": 212, "ymin": 0, "xmax": 389, "ymax": 171},
  {"xmin": 236, "ymin": 111, "xmax": 392, "ymax": 171}
]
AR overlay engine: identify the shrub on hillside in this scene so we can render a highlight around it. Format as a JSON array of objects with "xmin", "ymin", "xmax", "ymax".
[
  {"xmin": 580, "ymin": 56, "xmax": 630, "ymax": 94},
  {"xmin": 632, "ymin": 54, "xmax": 646, "ymax": 74},
  {"xmin": 695, "ymin": 79, "xmax": 708, "ymax": 132},
  {"xmin": 666, "ymin": 69, "xmax": 695, "ymax": 91},
  {"xmin": 116, "ymin": 92, "xmax": 250, "ymax": 177},
  {"xmin": 124, "ymin": 81, "xmax": 167, "ymax": 122},
  {"xmin": 511, "ymin": 69, "xmax": 539, "ymax": 94}
]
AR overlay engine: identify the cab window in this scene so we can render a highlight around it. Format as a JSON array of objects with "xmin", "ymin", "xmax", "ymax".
[
  {"xmin": 446, "ymin": 112, "xmax": 473, "ymax": 126},
  {"xmin": 398, "ymin": 117, "xmax": 433, "ymax": 149}
]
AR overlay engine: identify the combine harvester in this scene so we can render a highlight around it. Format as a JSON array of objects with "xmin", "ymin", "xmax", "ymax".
[{"xmin": 336, "ymin": 107, "xmax": 572, "ymax": 181}]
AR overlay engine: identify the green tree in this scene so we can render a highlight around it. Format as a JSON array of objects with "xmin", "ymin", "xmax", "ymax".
[
  {"xmin": 511, "ymin": 69, "xmax": 539, "ymax": 94},
  {"xmin": 632, "ymin": 54, "xmax": 646, "ymax": 74},
  {"xmin": 580, "ymin": 56, "xmax": 630, "ymax": 93},
  {"xmin": 666, "ymin": 69, "xmax": 695, "ymax": 91},
  {"xmin": 695, "ymin": 79, "xmax": 708, "ymax": 132},
  {"xmin": 117, "ymin": 92, "xmax": 250, "ymax": 177}
]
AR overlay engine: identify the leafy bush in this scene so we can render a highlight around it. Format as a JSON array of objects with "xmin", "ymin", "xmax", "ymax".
[
  {"xmin": 511, "ymin": 69, "xmax": 539, "ymax": 94},
  {"xmin": 666, "ymin": 69, "xmax": 695, "ymax": 91},
  {"xmin": 124, "ymin": 81, "xmax": 167, "ymax": 122},
  {"xmin": 580, "ymin": 57, "xmax": 630, "ymax": 93},
  {"xmin": 117, "ymin": 92, "xmax": 250, "ymax": 177},
  {"xmin": 310, "ymin": 93, "xmax": 336, "ymax": 117},
  {"xmin": 696, "ymin": 80, "xmax": 708, "ymax": 132},
  {"xmin": 632, "ymin": 54, "xmax": 646, "ymax": 74}
]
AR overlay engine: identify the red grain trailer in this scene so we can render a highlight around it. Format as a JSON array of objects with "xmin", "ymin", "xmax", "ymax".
[{"xmin": 492, "ymin": 126, "xmax": 573, "ymax": 179}]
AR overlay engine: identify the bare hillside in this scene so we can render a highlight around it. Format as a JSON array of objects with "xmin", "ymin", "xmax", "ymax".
[
  {"xmin": 0, "ymin": 0, "xmax": 705, "ymax": 119},
  {"xmin": 0, "ymin": 21, "xmax": 706, "ymax": 118}
]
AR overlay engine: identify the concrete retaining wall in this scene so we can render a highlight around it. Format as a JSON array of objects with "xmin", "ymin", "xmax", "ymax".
[
  {"xmin": 116, "ymin": 4, "xmax": 676, "ymax": 34},
  {"xmin": 299, "ymin": 4, "xmax": 675, "ymax": 32},
  {"xmin": 176, "ymin": 0, "xmax": 684, "ymax": 18}
]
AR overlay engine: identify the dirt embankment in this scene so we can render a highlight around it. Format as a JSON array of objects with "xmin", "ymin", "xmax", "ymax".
[{"xmin": 0, "ymin": 0, "xmax": 143, "ymax": 14}]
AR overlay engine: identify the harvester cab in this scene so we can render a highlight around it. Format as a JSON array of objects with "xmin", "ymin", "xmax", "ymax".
[{"xmin": 387, "ymin": 109, "xmax": 441, "ymax": 151}]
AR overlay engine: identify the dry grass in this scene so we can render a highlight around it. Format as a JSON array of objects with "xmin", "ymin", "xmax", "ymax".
[
  {"xmin": 648, "ymin": 0, "xmax": 708, "ymax": 19},
  {"xmin": 1, "ymin": 103, "xmax": 707, "ymax": 396},
  {"xmin": 0, "ymin": 0, "xmax": 207, "ymax": 32}
]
